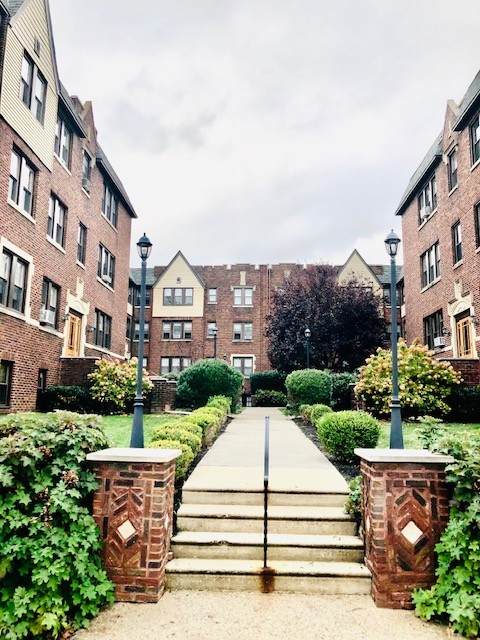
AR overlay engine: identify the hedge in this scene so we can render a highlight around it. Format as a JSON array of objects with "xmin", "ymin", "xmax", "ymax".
[
  {"xmin": 250, "ymin": 371, "xmax": 287, "ymax": 394},
  {"xmin": 285, "ymin": 369, "xmax": 332, "ymax": 407}
]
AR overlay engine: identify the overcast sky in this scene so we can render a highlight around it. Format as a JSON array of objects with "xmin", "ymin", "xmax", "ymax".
[{"xmin": 48, "ymin": 0, "xmax": 480, "ymax": 268}]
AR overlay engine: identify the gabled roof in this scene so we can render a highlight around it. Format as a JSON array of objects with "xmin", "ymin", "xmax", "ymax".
[
  {"xmin": 155, "ymin": 251, "xmax": 205, "ymax": 289},
  {"xmin": 129, "ymin": 268, "xmax": 156, "ymax": 287},
  {"xmin": 59, "ymin": 82, "xmax": 87, "ymax": 137},
  {"xmin": 454, "ymin": 69, "xmax": 480, "ymax": 131},
  {"xmin": 96, "ymin": 145, "xmax": 137, "ymax": 218},
  {"xmin": 376, "ymin": 264, "xmax": 404, "ymax": 285},
  {"xmin": 395, "ymin": 132, "xmax": 443, "ymax": 216}
]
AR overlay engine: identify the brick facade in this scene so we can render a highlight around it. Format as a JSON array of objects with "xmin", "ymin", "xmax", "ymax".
[
  {"xmin": 149, "ymin": 377, "xmax": 177, "ymax": 412},
  {"xmin": 0, "ymin": 2, "xmax": 136, "ymax": 412}
]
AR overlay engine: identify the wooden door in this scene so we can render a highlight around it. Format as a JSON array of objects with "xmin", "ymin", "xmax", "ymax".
[{"xmin": 66, "ymin": 311, "xmax": 82, "ymax": 356}]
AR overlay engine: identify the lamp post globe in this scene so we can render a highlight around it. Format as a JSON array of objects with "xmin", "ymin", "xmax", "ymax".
[{"xmin": 304, "ymin": 327, "xmax": 311, "ymax": 368}]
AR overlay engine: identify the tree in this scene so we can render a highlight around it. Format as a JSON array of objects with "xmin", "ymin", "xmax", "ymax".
[{"xmin": 266, "ymin": 265, "xmax": 388, "ymax": 372}]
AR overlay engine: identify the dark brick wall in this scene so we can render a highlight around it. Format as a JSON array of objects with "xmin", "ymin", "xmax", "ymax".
[
  {"xmin": 58, "ymin": 357, "xmax": 99, "ymax": 387},
  {"xmin": 149, "ymin": 377, "xmax": 177, "ymax": 412}
]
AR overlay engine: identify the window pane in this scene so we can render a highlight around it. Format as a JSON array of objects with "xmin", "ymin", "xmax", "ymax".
[
  {"xmin": 173, "ymin": 322, "xmax": 182, "ymax": 339},
  {"xmin": 0, "ymin": 251, "xmax": 11, "ymax": 306},
  {"xmin": 184, "ymin": 322, "xmax": 192, "ymax": 339},
  {"xmin": 244, "ymin": 288, "xmax": 253, "ymax": 305},
  {"xmin": 185, "ymin": 288, "xmax": 193, "ymax": 304},
  {"xmin": 164, "ymin": 288, "xmax": 172, "ymax": 304},
  {"xmin": 174, "ymin": 288, "xmax": 183, "ymax": 304},
  {"xmin": 244, "ymin": 323, "xmax": 253, "ymax": 340}
]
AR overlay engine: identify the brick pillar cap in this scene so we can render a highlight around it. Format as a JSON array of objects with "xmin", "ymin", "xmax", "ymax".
[
  {"xmin": 355, "ymin": 448, "xmax": 454, "ymax": 464},
  {"xmin": 86, "ymin": 447, "xmax": 181, "ymax": 463}
]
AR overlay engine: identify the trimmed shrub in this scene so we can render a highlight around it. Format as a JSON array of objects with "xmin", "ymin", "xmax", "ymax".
[
  {"xmin": 150, "ymin": 425, "xmax": 202, "ymax": 455},
  {"xmin": 175, "ymin": 359, "xmax": 243, "ymax": 409},
  {"xmin": 250, "ymin": 370, "xmax": 287, "ymax": 394},
  {"xmin": 0, "ymin": 412, "xmax": 114, "ymax": 637},
  {"xmin": 206, "ymin": 395, "xmax": 232, "ymax": 413},
  {"xmin": 317, "ymin": 411, "xmax": 380, "ymax": 463},
  {"xmin": 188, "ymin": 408, "xmax": 223, "ymax": 435},
  {"xmin": 150, "ymin": 439, "xmax": 194, "ymax": 479},
  {"xmin": 88, "ymin": 358, "xmax": 153, "ymax": 414},
  {"xmin": 309, "ymin": 403, "xmax": 334, "ymax": 424},
  {"xmin": 299, "ymin": 404, "xmax": 311, "ymax": 420},
  {"xmin": 331, "ymin": 372, "xmax": 357, "ymax": 410},
  {"xmin": 447, "ymin": 385, "xmax": 480, "ymax": 422},
  {"xmin": 355, "ymin": 339, "xmax": 461, "ymax": 417},
  {"xmin": 39, "ymin": 385, "xmax": 98, "ymax": 413},
  {"xmin": 285, "ymin": 369, "xmax": 332, "ymax": 408},
  {"xmin": 253, "ymin": 390, "xmax": 287, "ymax": 406}
]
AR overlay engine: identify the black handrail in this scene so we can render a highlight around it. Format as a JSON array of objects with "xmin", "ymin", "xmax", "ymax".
[{"xmin": 263, "ymin": 415, "xmax": 270, "ymax": 569}]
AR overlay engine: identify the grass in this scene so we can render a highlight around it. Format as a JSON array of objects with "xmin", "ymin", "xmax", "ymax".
[
  {"xmin": 377, "ymin": 420, "xmax": 480, "ymax": 448},
  {"xmin": 100, "ymin": 413, "xmax": 187, "ymax": 447}
]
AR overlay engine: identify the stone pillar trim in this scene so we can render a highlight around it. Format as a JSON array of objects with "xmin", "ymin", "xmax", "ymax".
[
  {"xmin": 87, "ymin": 447, "xmax": 181, "ymax": 463},
  {"xmin": 356, "ymin": 448, "xmax": 452, "ymax": 610}
]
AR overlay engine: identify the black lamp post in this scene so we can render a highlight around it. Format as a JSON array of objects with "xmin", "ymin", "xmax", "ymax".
[
  {"xmin": 212, "ymin": 325, "xmax": 218, "ymax": 358},
  {"xmin": 385, "ymin": 230, "xmax": 403, "ymax": 449},
  {"xmin": 130, "ymin": 233, "xmax": 152, "ymax": 448},
  {"xmin": 305, "ymin": 327, "xmax": 311, "ymax": 368}
]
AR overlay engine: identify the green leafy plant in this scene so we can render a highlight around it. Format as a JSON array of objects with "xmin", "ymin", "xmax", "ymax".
[
  {"xmin": 253, "ymin": 390, "xmax": 287, "ymax": 407},
  {"xmin": 175, "ymin": 359, "xmax": 243, "ymax": 409},
  {"xmin": 149, "ymin": 440, "xmax": 194, "ymax": 479},
  {"xmin": 414, "ymin": 416, "xmax": 447, "ymax": 449},
  {"xmin": 150, "ymin": 424, "xmax": 202, "ymax": 455},
  {"xmin": 331, "ymin": 372, "xmax": 357, "ymax": 410},
  {"xmin": 344, "ymin": 475, "xmax": 363, "ymax": 535},
  {"xmin": 0, "ymin": 412, "xmax": 114, "ymax": 638},
  {"xmin": 355, "ymin": 339, "xmax": 461, "ymax": 417},
  {"xmin": 250, "ymin": 371, "xmax": 287, "ymax": 394},
  {"xmin": 206, "ymin": 395, "xmax": 232, "ymax": 413},
  {"xmin": 448, "ymin": 385, "xmax": 480, "ymax": 423},
  {"xmin": 412, "ymin": 431, "xmax": 480, "ymax": 638},
  {"xmin": 285, "ymin": 369, "xmax": 332, "ymax": 408},
  {"xmin": 308, "ymin": 403, "xmax": 334, "ymax": 424},
  {"xmin": 88, "ymin": 358, "xmax": 153, "ymax": 414},
  {"xmin": 317, "ymin": 410, "xmax": 380, "ymax": 463},
  {"xmin": 39, "ymin": 386, "xmax": 98, "ymax": 413}
]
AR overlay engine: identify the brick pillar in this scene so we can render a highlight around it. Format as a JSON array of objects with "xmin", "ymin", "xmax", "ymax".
[
  {"xmin": 355, "ymin": 448, "xmax": 453, "ymax": 610},
  {"xmin": 86, "ymin": 447, "xmax": 180, "ymax": 603}
]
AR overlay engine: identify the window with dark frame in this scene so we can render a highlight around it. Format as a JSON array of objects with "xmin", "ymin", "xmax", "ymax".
[
  {"xmin": 452, "ymin": 221, "xmax": 463, "ymax": 264},
  {"xmin": 420, "ymin": 242, "xmax": 440, "ymax": 288},
  {"xmin": 233, "ymin": 287, "xmax": 253, "ymax": 306},
  {"xmin": 232, "ymin": 356, "xmax": 254, "ymax": 376},
  {"xmin": 77, "ymin": 223, "xmax": 87, "ymax": 265},
  {"xmin": 160, "ymin": 356, "xmax": 191, "ymax": 374},
  {"xmin": 82, "ymin": 152, "xmax": 92, "ymax": 191},
  {"xmin": 163, "ymin": 287, "xmax": 193, "ymax": 305},
  {"xmin": 0, "ymin": 360, "xmax": 12, "ymax": 407},
  {"xmin": 233, "ymin": 322, "xmax": 253, "ymax": 340},
  {"xmin": 47, "ymin": 195, "xmax": 66, "ymax": 247},
  {"xmin": 20, "ymin": 51, "xmax": 46, "ymax": 123},
  {"xmin": 475, "ymin": 202, "xmax": 480, "ymax": 247},
  {"xmin": 423, "ymin": 310, "xmax": 444, "ymax": 350},
  {"xmin": 0, "ymin": 248, "xmax": 28, "ymax": 312},
  {"xmin": 447, "ymin": 148, "xmax": 458, "ymax": 191},
  {"xmin": 94, "ymin": 309, "xmax": 112, "ymax": 350},
  {"xmin": 54, "ymin": 116, "xmax": 72, "ymax": 168},
  {"xmin": 471, "ymin": 112, "xmax": 480, "ymax": 165},
  {"xmin": 40, "ymin": 278, "xmax": 59, "ymax": 327},
  {"xmin": 134, "ymin": 286, "xmax": 151, "ymax": 307},
  {"xmin": 162, "ymin": 321, "xmax": 192, "ymax": 340},
  {"xmin": 417, "ymin": 175, "xmax": 437, "ymax": 223},
  {"xmin": 101, "ymin": 182, "xmax": 118, "ymax": 227},
  {"xmin": 9, "ymin": 149, "xmax": 35, "ymax": 217},
  {"xmin": 97, "ymin": 244, "xmax": 115, "ymax": 287},
  {"xmin": 133, "ymin": 321, "xmax": 150, "ymax": 341}
]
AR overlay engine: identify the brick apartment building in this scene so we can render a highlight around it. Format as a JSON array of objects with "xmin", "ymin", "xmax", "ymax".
[
  {"xmin": 129, "ymin": 250, "xmax": 403, "ymax": 393},
  {"xmin": 0, "ymin": 0, "xmax": 136, "ymax": 411},
  {"xmin": 396, "ymin": 69, "xmax": 480, "ymax": 383}
]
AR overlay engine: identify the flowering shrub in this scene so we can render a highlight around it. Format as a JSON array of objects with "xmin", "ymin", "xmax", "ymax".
[
  {"xmin": 88, "ymin": 358, "xmax": 153, "ymax": 414},
  {"xmin": 355, "ymin": 339, "xmax": 461, "ymax": 417}
]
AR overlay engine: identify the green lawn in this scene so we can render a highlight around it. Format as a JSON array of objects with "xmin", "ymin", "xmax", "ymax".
[
  {"xmin": 100, "ymin": 414, "xmax": 185, "ymax": 447},
  {"xmin": 377, "ymin": 420, "xmax": 480, "ymax": 448}
]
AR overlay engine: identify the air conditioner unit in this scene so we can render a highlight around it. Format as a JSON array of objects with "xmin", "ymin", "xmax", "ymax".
[
  {"xmin": 434, "ymin": 336, "xmax": 446, "ymax": 348},
  {"xmin": 40, "ymin": 308, "xmax": 55, "ymax": 326},
  {"xmin": 101, "ymin": 274, "xmax": 112, "ymax": 284},
  {"xmin": 82, "ymin": 177, "xmax": 90, "ymax": 191}
]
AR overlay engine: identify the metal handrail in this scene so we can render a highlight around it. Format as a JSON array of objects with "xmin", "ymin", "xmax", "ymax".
[{"xmin": 263, "ymin": 416, "xmax": 270, "ymax": 569}]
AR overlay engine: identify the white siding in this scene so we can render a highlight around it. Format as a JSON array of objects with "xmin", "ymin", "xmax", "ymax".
[{"xmin": 152, "ymin": 254, "xmax": 204, "ymax": 318}]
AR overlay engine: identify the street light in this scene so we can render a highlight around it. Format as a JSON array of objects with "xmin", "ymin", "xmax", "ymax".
[
  {"xmin": 212, "ymin": 325, "xmax": 218, "ymax": 358},
  {"xmin": 385, "ymin": 230, "xmax": 403, "ymax": 449},
  {"xmin": 130, "ymin": 233, "xmax": 152, "ymax": 448},
  {"xmin": 305, "ymin": 327, "xmax": 311, "ymax": 368}
]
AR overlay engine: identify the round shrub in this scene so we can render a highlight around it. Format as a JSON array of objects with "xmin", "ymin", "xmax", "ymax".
[
  {"xmin": 149, "ymin": 439, "xmax": 194, "ymax": 479},
  {"xmin": 207, "ymin": 395, "xmax": 232, "ymax": 413},
  {"xmin": 309, "ymin": 403, "xmax": 334, "ymax": 424},
  {"xmin": 317, "ymin": 410, "xmax": 380, "ymax": 463},
  {"xmin": 175, "ymin": 359, "xmax": 243, "ymax": 409},
  {"xmin": 299, "ymin": 404, "xmax": 311, "ymax": 420},
  {"xmin": 331, "ymin": 372, "xmax": 357, "ymax": 410},
  {"xmin": 254, "ymin": 390, "xmax": 287, "ymax": 407},
  {"xmin": 285, "ymin": 369, "xmax": 332, "ymax": 407},
  {"xmin": 150, "ymin": 426, "xmax": 202, "ymax": 455},
  {"xmin": 188, "ymin": 408, "xmax": 222, "ymax": 435}
]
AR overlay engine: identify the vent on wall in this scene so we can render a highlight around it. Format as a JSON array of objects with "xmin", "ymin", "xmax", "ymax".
[{"xmin": 34, "ymin": 37, "xmax": 41, "ymax": 56}]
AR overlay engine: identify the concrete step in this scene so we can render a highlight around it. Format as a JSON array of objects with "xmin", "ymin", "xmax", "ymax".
[
  {"xmin": 181, "ymin": 489, "xmax": 347, "ymax": 508},
  {"xmin": 171, "ymin": 531, "xmax": 364, "ymax": 562},
  {"xmin": 166, "ymin": 558, "xmax": 371, "ymax": 594},
  {"xmin": 177, "ymin": 504, "xmax": 356, "ymax": 535}
]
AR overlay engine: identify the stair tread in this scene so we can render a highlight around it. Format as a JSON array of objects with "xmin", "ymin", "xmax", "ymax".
[
  {"xmin": 177, "ymin": 504, "xmax": 352, "ymax": 520},
  {"xmin": 166, "ymin": 558, "xmax": 371, "ymax": 578},
  {"xmin": 183, "ymin": 488, "xmax": 348, "ymax": 496},
  {"xmin": 172, "ymin": 531, "xmax": 363, "ymax": 548}
]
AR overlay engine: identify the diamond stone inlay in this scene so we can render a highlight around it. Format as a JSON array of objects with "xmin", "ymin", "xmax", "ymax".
[
  {"xmin": 401, "ymin": 520, "xmax": 423, "ymax": 545},
  {"xmin": 117, "ymin": 519, "xmax": 136, "ymax": 541}
]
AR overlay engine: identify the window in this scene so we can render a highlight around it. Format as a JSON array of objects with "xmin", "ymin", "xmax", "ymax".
[
  {"xmin": 82, "ymin": 152, "xmax": 92, "ymax": 191},
  {"xmin": 161, "ymin": 357, "xmax": 191, "ymax": 374},
  {"xmin": 208, "ymin": 288, "xmax": 217, "ymax": 303},
  {"xmin": 448, "ymin": 148, "xmax": 458, "ymax": 190},
  {"xmin": 421, "ymin": 242, "xmax": 440, "ymax": 288},
  {"xmin": 126, "ymin": 316, "xmax": 132, "ymax": 339},
  {"xmin": 233, "ymin": 322, "xmax": 253, "ymax": 340},
  {"xmin": 232, "ymin": 356, "xmax": 254, "ymax": 376},
  {"xmin": 418, "ymin": 175, "xmax": 437, "ymax": 223},
  {"xmin": 162, "ymin": 321, "xmax": 192, "ymax": 340},
  {"xmin": 40, "ymin": 278, "xmax": 59, "ymax": 327},
  {"xmin": 475, "ymin": 202, "xmax": 480, "ymax": 247},
  {"xmin": 0, "ymin": 361, "xmax": 12, "ymax": 406},
  {"xmin": 134, "ymin": 286, "xmax": 151, "ymax": 307},
  {"xmin": 77, "ymin": 223, "xmax": 87, "ymax": 265},
  {"xmin": 233, "ymin": 287, "xmax": 253, "ymax": 306},
  {"xmin": 207, "ymin": 322, "xmax": 217, "ymax": 337},
  {"xmin": 0, "ymin": 249, "xmax": 27, "ymax": 312},
  {"xmin": 9, "ymin": 149, "xmax": 35, "ymax": 216},
  {"xmin": 456, "ymin": 311, "xmax": 473, "ymax": 358},
  {"xmin": 102, "ymin": 182, "xmax": 118, "ymax": 227},
  {"xmin": 54, "ymin": 116, "xmax": 72, "ymax": 168},
  {"xmin": 97, "ymin": 245, "xmax": 115, "ymax": 287},
  {"xmin": 94, "ymin": 309, "xmax": 112, "ymax": 350},
  {"xmin": 142, "ymin": 357, "xmax": 148, "ymax": 369},
  {"xmin": 163, "ymin": 287, "xmax": 193, "ymax": 305},
  {"xmin": 20, "ymin": 52, "xmax": 46, "ymax": 123},
  {"xmin": 470, "ymin": 112, "xmax": 480, "ymax": 165},
  {"xmin": 47, "ymin": 195, "xmax": 66, "ymax": 247},
  {"xmin": 452, "ymin": 222, "xmax": 463, "ymax": 264},
  {"xmin": 423, "ymin": 310, "xmax": 444, "ymax": 350},
  {"xmin": 133, "ymin": 321, "xmax": 150, "ymax": 341}
]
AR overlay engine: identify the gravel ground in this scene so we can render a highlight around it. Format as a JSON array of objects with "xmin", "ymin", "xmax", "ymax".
[{"xmin": 74, "ymin": 592, "xmax": 456, "ymax": 640}]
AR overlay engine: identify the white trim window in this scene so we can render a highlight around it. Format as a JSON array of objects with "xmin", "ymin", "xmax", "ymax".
[
  {"xmin": 82, "ymin": 152, "xmax": 92, "ymax": 191},
  {"xmin": 97, "ymin": 244, "xmax": 115, "ymax": 287},
  {"xmin": 9, "ymin": 149, "xmax": 35, "ymax": 217},
  {"xmin": 20, "ymin": 52, "xmax": 47, "ymax": 123},
  {"xmin": 421, "ymin": 242, "xmax": 440, "ymax": 288},
  {"xmin": 0, "ymin": 360, "xmax": 13, "ymax": 407},
  {"xmin": 94, "ymin": 309, "xmax": 112, "ymax": 350},
  {"xmin": 232, "ymin": 356, "xmax": 254, "ymax": 376},
  {"xmin": 161, "ymin": 357, "xmax": 191, "ymax": 374},
  {"xmin": 47, "ymin": 195, "xmax": 67, "ymax": 247},
  {"xmin": 102, "ymin": 182, "xmax": 118, "ymax": 227},
  {"xmin": 162, "ymin": 321, "xmax": 192, "ymax": 340},
  {"xmin": 233, "ymin": 322, "xmax": 253, "ymax": 340},
  {"xmin": 208, "ymin": 288, "xmax": 217, "ymax": 303},
  {"xmin": 40, "ymin": 278, "xmax": 59, "ymax": 327},
  {"xmin": 54, "ymin": 116, "xmax": 72, "ymax": 168},
  {"xmin": 233, "ymin": 287, "xmax": 253, "ymax": 306},
  {"xmin": 470, "ymin": 112, "xmax": 480, "ymax": 165},
  {"xmin": 418, "ymin": 175, "xmax": 437, "ymax": 223},
  {"xmin": 447, "ymin": 148, "xmax": 458, "ymax": 191},
  {"xmin": 77, "ymin": 223, "xmax": 87, "ymax": 264},
  {"xmin": 0, "ymin": 248, "xmax": 28, "ymax": 313}
]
